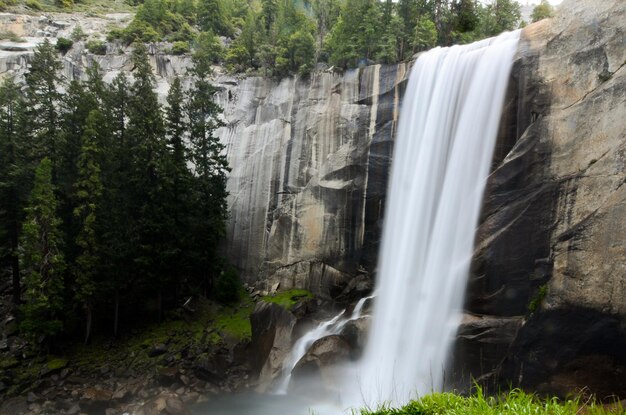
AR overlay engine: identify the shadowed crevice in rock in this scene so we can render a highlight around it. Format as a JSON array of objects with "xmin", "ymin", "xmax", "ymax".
[{"xmin": 498, "ymin": 307, "xmax": 626, "ymax": 400}]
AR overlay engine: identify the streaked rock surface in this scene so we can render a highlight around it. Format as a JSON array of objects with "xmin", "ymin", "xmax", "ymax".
[{"xmin": 215, "ymin": 65, "xmax": 407, "ymax": 296}]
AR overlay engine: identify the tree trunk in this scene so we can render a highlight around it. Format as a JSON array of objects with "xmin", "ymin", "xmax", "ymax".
[
  {"xmin": 157, "ymin": 290, "xmax": 163, "ymax": 322},
  {"xmin": 10, "ymin": 222, "xmax": 20, "ymax": 308},
  {"xmin": 113, "ymin": 289, "xmax": 120, "ymax": 338},
  {"xmin": 84, "ymin": 305, "xmax": 92, "ymax": 345}
]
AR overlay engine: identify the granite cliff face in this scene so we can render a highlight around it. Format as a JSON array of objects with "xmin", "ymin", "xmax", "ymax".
[
  {"xmin": 215, "ymin": 65, "xmax": 407, "ymax": 298},
  {"xmin": 462, "ymin": 0, "xmax": 626, "ymax": 397}
]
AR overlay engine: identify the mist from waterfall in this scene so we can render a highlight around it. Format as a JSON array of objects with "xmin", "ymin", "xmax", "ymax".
[{"xmin": 347, "ymin": 30, "xmax": 521, "ymax": 408}]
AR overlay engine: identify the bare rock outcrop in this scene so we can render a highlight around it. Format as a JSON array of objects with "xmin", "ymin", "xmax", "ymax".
[{"xmin": 464, "ymin": 0, "xmax": 626, "ymax": 397}]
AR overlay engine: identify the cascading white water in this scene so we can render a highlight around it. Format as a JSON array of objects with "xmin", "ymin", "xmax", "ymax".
[
  {"xmin": 275, "ymin": 295, "xmax": 374, "ymax": 394},
  {"xmin": 350, "ymin": 30, "xmax": 521, "ymax": 407},
  {"xmin": 271, "ymin": 30, "xmax": 520, "ymax": 411}
]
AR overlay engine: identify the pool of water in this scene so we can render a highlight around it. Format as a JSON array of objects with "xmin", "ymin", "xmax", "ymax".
[{"xmin": 191, "ymin": 391, "xmax": 346, "ymax": 415}]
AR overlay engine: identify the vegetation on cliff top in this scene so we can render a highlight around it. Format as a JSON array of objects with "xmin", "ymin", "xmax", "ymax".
[
  {"xmin": 4, "ymin": 0, "xmax": 552, "ymax": 77},
  {"xmin": 360, "ymin": 389, "xmax": 624, "ymax": 415}
]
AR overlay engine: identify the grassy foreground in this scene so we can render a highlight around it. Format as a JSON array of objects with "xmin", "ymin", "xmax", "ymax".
[{"xmin": 360, "ymin": 389, "xmax": 625, "ymax": 415}]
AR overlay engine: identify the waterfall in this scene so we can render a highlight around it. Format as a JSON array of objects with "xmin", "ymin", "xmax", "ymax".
[
  {"xmin": 275, "ymin": 295, "xmax": 374, "ymax": 394},
  {"xmin": 273, "ymin": 30, "xmax": 520, "ymax": 410},
  {"xmin": 351, "ymin": 30, "xmax": 520, "ymax": 407}
]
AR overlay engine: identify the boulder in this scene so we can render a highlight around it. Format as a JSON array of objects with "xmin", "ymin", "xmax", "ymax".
[
  {"xmin": 336, "ymin": 275, "xmax": 374, "ymax": 304},
  {"xmin": 450, "ymin": 314, "xmax": 523, "ymax": 388},
  {"xmin": 0, "ymin": 396, "xmax": 28, "ymax": 415},
  {"xmin": 339, "ymin": 316, "xmax": 371, "ymax": 357},
  {"xmin": 135, "ymin": 392, "xmax": 191, "ymax": 415},
  {"xmin": 148, "ymin": 344, "xmax": 168, "ymax": 357},
  {"xmin": 291, "ymin": 334, "xmax": 351, "ymax": 389},
  {"xmin": 249, "ymin": 301, "xmax": 296, "ymax": 390},
  {"xmin": 158, "ymin": 367, "xmax": 180, "ymax": 387}
]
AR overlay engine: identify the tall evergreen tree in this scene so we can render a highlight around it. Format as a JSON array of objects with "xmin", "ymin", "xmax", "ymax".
[
  {"xmin": 20, "ymin": 158, "xmax": 66, "ymax": 340},
  {"xmin": 187, "ymin": 44, "xmax": 229, "ymax": 295},
  {"xmin": 101, "ymin": 72, "xmax": 132, "ymax": 337},
  {"xmin": 163, "ymin": 77, "xmax": 194, "ymax": 292},
  {"xmin": 127, "ymin": 43, "xmax": 170, "ymax": 319},
  {"xmin": 25, "ymin": 40, "xmax": 63, "ymax": 172},
  {"xmin": 0, "ymin": 77, "xmax": 30, "ymax": 308},
  {"xmin": 73, "ymin": 110, "xmax": 104, "ymax": 344}
]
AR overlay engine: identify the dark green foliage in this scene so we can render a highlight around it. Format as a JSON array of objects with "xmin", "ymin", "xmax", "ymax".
[
  {"xmin": 531, "ymin": 0, "xmax": 554, "ymax": 22},
  {"xmin": 187, "ymin": 41, "xmax": 230, "ymax": 292},
  {"xmin": 55, "ymin": 37, "xmax": 73, "ymax": 54},
  {"xmin": 25, "ymin": 39, "xmax": 63, "ymax": 167},
  {"xmin": 170, "ymin": 40, "xmax": 190, "ymax": 55},
  {"xmin": 101, "ymin": 0, "xmax": 522, "ymax": 74},
  {"xmin": 25, "ymin": 0, "xmax": 42, "ymax": 10},
  {"xmin": 1, "ymin": 33, "xmax": 231, "ymax": 346},
  {"xmin": 528, "ymin": 284, "xmax": 548, "ymax": 314},
  {"xmin": 481, "ymin": 0, "xmax": 521, "ymax": 36},
  {"xmin": 0, "ymin": 76, "xmax": 30, "ymax": 307},
  {"xmin": 20, "ymin": 158, "xmax": 66, "ymax": 339},
  {"xmin": 73, "ymin": 110, "xmax": 105, "ymax": 344},
  {"xmin": 215, "ymin": 266, "xmax": 241, "ymax": 304},
  {"xmin": 86, "ymin": 40, "xmax": 107, "ymax": 55},
  {"xmin": 197, "ymin": 0, "xmax": 233, "ymax": 36}
]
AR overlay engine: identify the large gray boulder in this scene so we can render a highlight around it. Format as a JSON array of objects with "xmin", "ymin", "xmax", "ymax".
[
  {"xmin": 249, "ymin": 301, "xmax": 296, "ymax": 390},
  {"xmin": 290, "ymin": 334, "xmax": 351, "ymax": 394}
]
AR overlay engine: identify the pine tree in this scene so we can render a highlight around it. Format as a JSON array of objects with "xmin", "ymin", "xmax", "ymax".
[
  {"xmin": 25, "ymin": 39, "xmax": 63, "ymax": 171},
  {"xmin": 20, "ymin": 158, "xmax": 66, "ymax": 340},
  {"xmin": 197, "ymin": 0, "xmax": 232, "ymax": 36},
  {"xmin": 187, "ymin": 45, "xmax": 229, "ymax": 295},
  {"xmin": 531, "ymin": 0, "xmax": 554, "ymax": 22},
  {"xmin": 163, "ymin": 77, "xmax": 194, "ymax": 291},
  {"xmin": 0, "ymin": 77, "xmax": 30, "ymax": 308},
  {"xmin": 73, "ymin": 110, "xmax": 104, "ymax": 344},
  {"xmin": 101, "ymin": 72, "xmax": 132, "ymax": 337},
  {"xmin": 127, "ymin": 43, "xmax": 169, "ymax": 319}
]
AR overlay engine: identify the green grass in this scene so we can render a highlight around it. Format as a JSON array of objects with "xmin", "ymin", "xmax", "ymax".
[
  {"xmin": 359, "ymin": 389, "xmax": 624, "ymax": 415},
  {"xmin": 45, "ymin": 357, "xmax": 68, "ymax": 370},
  {"xmin": 262, "ymin": 289, "xmax": 314, "ymax": 310},
  {"xmin": 213, "ymin": 303, "xmax": 253, "ymax": 342}
]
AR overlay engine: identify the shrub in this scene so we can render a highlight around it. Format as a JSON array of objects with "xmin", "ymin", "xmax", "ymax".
[
  {"xmin": 0, "ymin": 30, "xmax": 25, "ymax": 42},
  {"xmin": 170, "ymin": 41, "xmax": 189, "ymax": 55},
  {"xmin": 86, "ymin": 40, "xmax": 107, "ymax": 55},
  {"xmin": 55, "ymin": 0, "xmax": 73, "ymax": 8},
  {"xmin": 55, "ymin": 37, "xmax": 73, "ymax": 54},
  {"xmin": 120, "ymin": 20, "xmax": 160, "ymax": 43},
  {"xmin": 25, "ymin": 0, "xmax": 42, "ymax": 9},
  {"xmin": 70, "ymin": 25, "xmax": 86, "ymax": 42},
  {"xmin": 106, "ymin": 27, "xmax": 125, "ymax": 42},
  {"xmin": 215, "ymin": 266, "xmax": 242, "ymax": 304}
]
